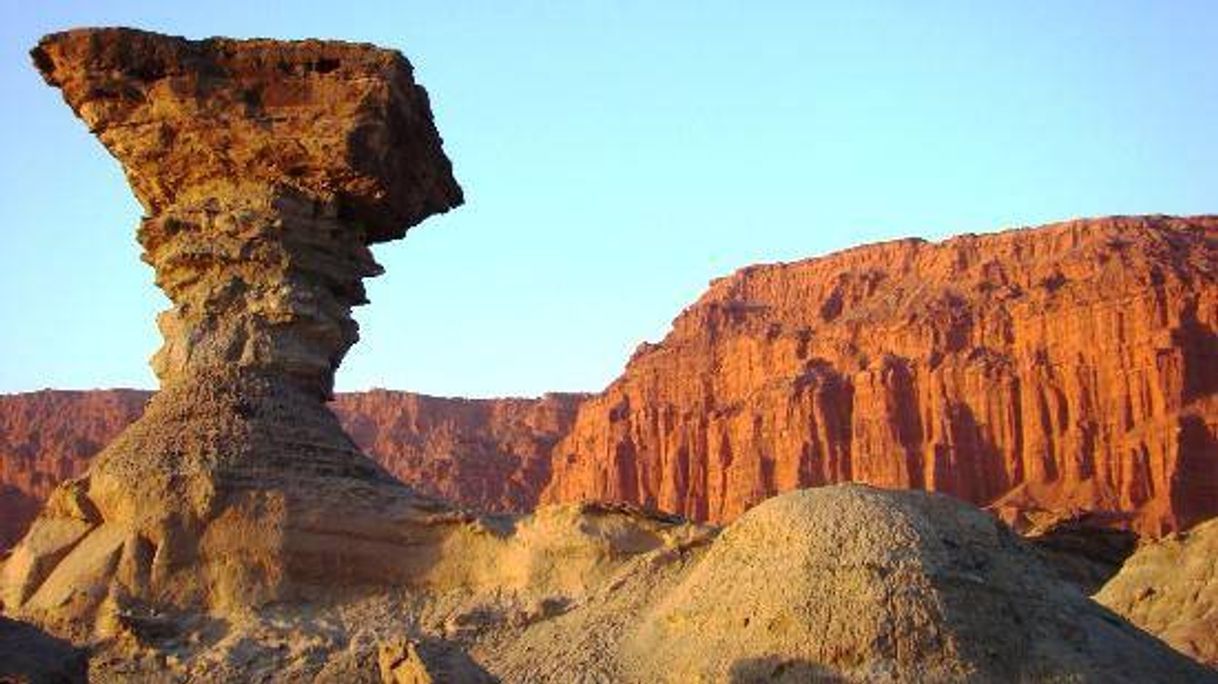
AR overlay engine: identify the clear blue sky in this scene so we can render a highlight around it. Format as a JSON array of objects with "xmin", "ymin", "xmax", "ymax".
[{"xmin": 1, "ymin": 2, "xmax": 1215, "ymax": 398}]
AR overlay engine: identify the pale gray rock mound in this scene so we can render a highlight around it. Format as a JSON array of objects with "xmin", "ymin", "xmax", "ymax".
[
  {"xmin": 1096, "ymin": 516, "xmax": 1218, "ymax": 668},
  {"xmin": 624, "ymin": 485, "xmax": 1216, "ymax": 683}
]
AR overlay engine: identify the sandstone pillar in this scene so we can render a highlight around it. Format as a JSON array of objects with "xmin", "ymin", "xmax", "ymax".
[
  {"xmin": 32, "ymin": 27, "xmax": 462, "ymax": 397},
  {"xmin": 2, "ymin": 28, "xmax": 462, "ymax": 628}
]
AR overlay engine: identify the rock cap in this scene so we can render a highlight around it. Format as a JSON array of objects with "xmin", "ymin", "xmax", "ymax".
[{"xmin": 32, "ymin": 27, "xmax": 463, "ymax": 242}]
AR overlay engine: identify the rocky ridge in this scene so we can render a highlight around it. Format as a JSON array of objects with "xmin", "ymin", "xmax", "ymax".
[
  {"xmin": 543, "ymin": 216, "xmax": 1218, "ymax": 536},
  {"xmin": 333, "ymin": 390, "xmax": 585, "ymax": 513},
  {"xmin": 8, "ymin": 215, "xmax": 1218, "ymax": 552}
]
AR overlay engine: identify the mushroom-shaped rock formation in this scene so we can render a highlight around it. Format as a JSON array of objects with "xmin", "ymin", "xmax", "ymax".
[
  {"xmin": 31, "ymin": 27, "xmax": 462, "ymax": 396},
  {"xmin": 2, "ymin": 27, "xmax": 463, "ymax": 632}
]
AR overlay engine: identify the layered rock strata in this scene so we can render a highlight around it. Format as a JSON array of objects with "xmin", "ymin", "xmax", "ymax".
[
  {"xmin": 543, "ymin": 216, "xmax": 1218, "ymax": 536},
  {"xmin": 5, "ymin": 217, "xmax": 1217, "ymax": 550},
  {"xmin": 3, "ymin": 27, "xmax": 464, "ymax": 630},
  {"xmin": 0, "ymin": 389, "xmax": 583, "ymax": 550},
  {"xmin": 333, "ymin": 390, "xmax": 585, "ymax": 512},
  {"xmin": 28, "ymin": 28, "xmax": 461, "ymax": 397}
]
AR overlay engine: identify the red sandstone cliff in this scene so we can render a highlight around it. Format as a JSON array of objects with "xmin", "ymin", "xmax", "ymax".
[
  {"xmin": 0, "ymin": 390, "xmax": 149, "ymax": 549},
  {"xmin": 0, "ymin": 390, "xmax": 582, "ymax": 549},
  {"xmin": 5, "ymin": 216, "xmax": 1217, "ymax": 544},
  {"xmin": 331, "ymin": 390, "xmax": 584, "ymax": 511},
  {"xmin": 542, "ymin": 216, "xmax": 1218, "ymax": 536}
]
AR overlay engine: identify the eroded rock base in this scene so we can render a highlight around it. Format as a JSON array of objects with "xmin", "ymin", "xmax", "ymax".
[{"xmin": 2, "ymin": 368, "xmax": 460, "ymax": 638}]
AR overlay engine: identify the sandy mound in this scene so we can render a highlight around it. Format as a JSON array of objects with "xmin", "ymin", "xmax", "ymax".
[
  {"xmin": 463, "ymin": 486, "xmax": 1214, "ymax": 682},
  {"xmin": 1096, "ymin": 517, "xmax": 1218, "ymax": 668},
  {"xmin": 620, "ymin": 485, "xmax": 1214, "ymax": 682}
]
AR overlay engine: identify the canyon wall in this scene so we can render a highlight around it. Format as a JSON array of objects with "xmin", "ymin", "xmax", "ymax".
[
  {"xmin": 0, "ymin": 390, "xmax": 149, "ymax": 549},
  {"xmin": 542, "ymin": 216, "xmax": 1218, "ymax": 536},
  {"xmin": 0, "ymin": 390, "xmax": 581, "ymax": 549},
  {"xmin": 4, "ymin": 216, "xmax": 1216, "ymax": 545},
  {"xmin": 333, "ymin": 390, "xmax": 584, "ymax": 512}
]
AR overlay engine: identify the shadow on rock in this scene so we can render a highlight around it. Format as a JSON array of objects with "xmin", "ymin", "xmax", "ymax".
[
  {"xmin": 728, "ymin": 656, "xmax": 840, "ymax": 683},
  {"xmin": 0, "ymin": 616, "xmax": 88, "ymax": 683}
]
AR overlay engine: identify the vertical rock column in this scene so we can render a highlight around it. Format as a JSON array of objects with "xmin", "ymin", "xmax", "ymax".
[
  {"xmin": 3, "ymin": 28, "xmax": 462, "ymax": 628},
  {"xmin": 31, "ymin": 27, "xmax": 462, "ymax": 398},
  {"xmin": 140, "ymin": 189, "xmax": 383, "ymax": 399}
]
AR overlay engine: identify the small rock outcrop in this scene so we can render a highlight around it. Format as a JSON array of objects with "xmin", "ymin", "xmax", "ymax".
[
  {"xmin": 0, "ymin": 390, "xmax": 150, "ymax": 549},
  {"xmin": 543, "ymin": 216, "xmax": 1218, "ymax": 536},
  {"xmin": 1096, "ymin": 516, "xmax": 1218, "ymax": 668},
  {"xmin": 3, "ymin": 27, "xmax": 462, "ymax": 631},
  {"xmin": 377, "ymin": 638, "xmax": 494, "ymax": 684}
]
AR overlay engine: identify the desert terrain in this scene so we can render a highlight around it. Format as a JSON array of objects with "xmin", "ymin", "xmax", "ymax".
[{"xmin": 1, "ymin": 25, "xmax": 1215, "ymax": 684}]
